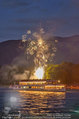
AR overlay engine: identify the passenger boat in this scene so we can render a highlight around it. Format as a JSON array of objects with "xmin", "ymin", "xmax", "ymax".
[{"xmin": 9, "ymin": 79, "xmax": 66, "ymax": 92}]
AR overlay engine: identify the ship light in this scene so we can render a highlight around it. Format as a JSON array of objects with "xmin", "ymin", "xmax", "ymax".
[{"xmin": 23, "ymin": 86, "xmax": 26, "ymax": 89}]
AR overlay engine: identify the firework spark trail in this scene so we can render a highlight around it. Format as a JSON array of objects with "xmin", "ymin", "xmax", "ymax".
[{"xmin": 22, "ymin": 28, "xmax": 58, "ymax": 69}]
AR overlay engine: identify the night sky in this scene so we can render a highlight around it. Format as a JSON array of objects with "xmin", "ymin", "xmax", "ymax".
[{"xmin": 0, "ymin": 0, "xmax": 79, "ymax": 42}]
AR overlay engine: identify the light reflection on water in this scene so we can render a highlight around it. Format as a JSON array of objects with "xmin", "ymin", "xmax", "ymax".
[
  {"xmin": 0, "ymin": 89, "xmax": 79, "ymax": 118},
  {"xmin": 18, "ymin": 91, "xmax": 66, "ymax": 115}
]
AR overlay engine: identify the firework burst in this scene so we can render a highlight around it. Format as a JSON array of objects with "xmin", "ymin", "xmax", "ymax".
[{"xmin": 22, "ymin": 28, "xmax": 57, "ymax": 69}]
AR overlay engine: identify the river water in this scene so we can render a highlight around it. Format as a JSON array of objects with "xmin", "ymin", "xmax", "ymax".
[{"xmin": 0, "ymin": 88, "xmax": 79, "ymax": 119}]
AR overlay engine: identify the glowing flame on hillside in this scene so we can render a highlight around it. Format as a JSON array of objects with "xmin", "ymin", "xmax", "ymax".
[{"xmin": 35, "ymin": 67, "xmax": 44, "ymax": 79}]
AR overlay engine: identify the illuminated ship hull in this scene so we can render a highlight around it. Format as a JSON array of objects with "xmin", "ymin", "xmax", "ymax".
[{"xmin": 11, "ymin": 87, "xmax": 66, "ymax": 92}]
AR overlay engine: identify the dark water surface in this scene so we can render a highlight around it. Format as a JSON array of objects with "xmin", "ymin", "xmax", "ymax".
[{"xmin": 0, "ymin": 88, "xmax": 79, "ymax": 119}]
